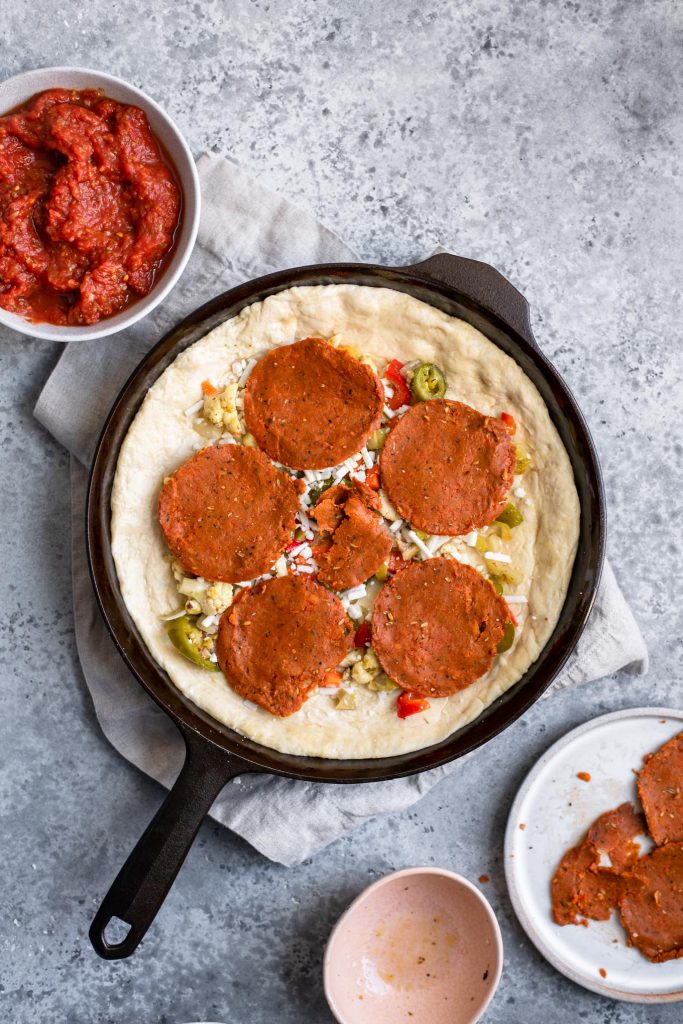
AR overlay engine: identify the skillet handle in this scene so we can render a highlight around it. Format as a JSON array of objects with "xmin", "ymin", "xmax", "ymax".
[
  {"xmin": 89, "ymin": 728, "xmax": 250, "ymax": 959},
  {"xmin": 403, "ymin": 252, "xmax": 537, "ymax": 349}
]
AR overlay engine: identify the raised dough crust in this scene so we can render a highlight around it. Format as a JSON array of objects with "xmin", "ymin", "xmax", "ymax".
[{"xmin": 111, "ymin": 284, "xmax": 580, "ymax": 759}]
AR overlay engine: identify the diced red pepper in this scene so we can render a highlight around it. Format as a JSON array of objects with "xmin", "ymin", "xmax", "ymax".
[
  {"xmin": 397, "ymin": 691, "xmax": 431, "ymax": 719},
  {"xmin": 365, "ymin": 464, "xmax": 381, "ymax": 491},
  {"xmin": 500, "ymin": 411, "xmax": 517, "ymax": 435},
  {"xmin": 385, "ymin": 358, "xmax": 404, "ymax": 381},
  {"xmin": 285, "ymin": 540, "xmax": 300, "ymax": 554},
  {"xmin": 354, "ymin": 621, "xmax": 372, "ymax": 648},
  {"xmin": 201, "ymin": 379, "xmax": 220, "ymax": 397},
  {"xmin": 385, "ymin": 359, "xmax": 412, "ymax": 410},
  {"xmin": 506, "ymin": 604, "xmax": 518, "ymax": 627},
  {"xmin": 388, "ymin": 549, "xmax": 410, "ymax": 575}
]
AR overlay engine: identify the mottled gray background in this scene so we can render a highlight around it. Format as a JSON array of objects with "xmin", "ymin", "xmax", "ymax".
[{"xmin": 1, "ymin": 1, "xmax": 682, "ymax": 1022}]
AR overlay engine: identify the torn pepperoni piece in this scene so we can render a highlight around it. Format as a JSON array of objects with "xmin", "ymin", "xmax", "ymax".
[
  {"xmin": 311, "ymin": 484, "xmax": 349, "ymax": 534},
  {"xmin": 158, "ymin": 444, "xmax": 300, "ymax": 584},
  {"xmin": 244, "ymin": 338, "xmax": 384, "ymax": 469},
  {"xmin": 215, "ymin": 575, "xmax": 353, "ymax": 716},
  {"xmin": 551, "ymin": 802, "xmax": 646, "ymax": 926},
  {"xmin": 619, "ymin": 842, "xmax": 683, "ymax": 963},
  {"xmin": 637, "ymin": 732, "xmax": 683, "ymax": 846},
  {"xmin": 371, "ymin": 558, "xmax": 509, "ymax": 697},
  {"xmin": 380, "ymin": 399, "xmax": 515, "ymax": 535},
  {"xmin": 587, "ymin": 802, "xmax": 646, "ymax": 874},
  {"xmin": 312, "ymin": 482, "xmax": 392, "ymax": 591},
  {"xmin": 352, "ymin": 476, "xmax": 382, "ymax": 511},
  {"xmin": 551, "ymin": 840, "xmax": 624, "ymax": 926}
]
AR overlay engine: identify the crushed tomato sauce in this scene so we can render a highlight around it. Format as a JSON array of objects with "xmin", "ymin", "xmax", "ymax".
[{"xmin": 0, "ymin": 88, "xmax": 181, "ymax": 325}]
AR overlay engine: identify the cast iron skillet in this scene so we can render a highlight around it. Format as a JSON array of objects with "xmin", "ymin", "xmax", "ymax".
[{"xmin": 87, "ymin": 252, "xmax": 605, "ymax": 959}]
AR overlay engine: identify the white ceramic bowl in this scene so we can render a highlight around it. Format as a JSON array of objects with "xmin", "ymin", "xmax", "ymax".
[
  {"xmin": 0, "ymin": 66, "xmax": 200, "ymax": 341},
  {"xmin": 324, "ymin": 867, "xmax": 503, "ymax": 1024}
]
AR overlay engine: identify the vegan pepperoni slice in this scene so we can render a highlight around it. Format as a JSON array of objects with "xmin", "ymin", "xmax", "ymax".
[
  {"xmin": 371, "ymin": 558, "xmax": 510, "ymax": 697},
  {"xmin": 380, "ymin": 399, "xmax": 515, "ymax": 536},
  {"xmin": 244, "ymin": 337, "xmax": 384, "ymax": 469},
  {"xmin": 586, "ymin": 802, "xmax": 646, "ymax": 874},
  {"xmin": 637, "ymin": 732, "xmax": 683, "ymax": 846},
  {"xmin": 619, "ymin": 842, "xmax": 683, "ymax": 963},
  {"xmin": 311, "ymin": 483, "xmax": 392, "ymax": 591},
  {"xmin": 215, "ymin": 575, "xmax": 353, "ymax": 716},
  {"xmin": 158, "ymin": 444, "xmax": 300, "ymax": 584},
  {"xmin": 551, "ymin": 803, "xmax": 646, "ymax": 926},
  {"xmin": 551, "ymin": 840, "xmax": 624, "ymax": 927}
]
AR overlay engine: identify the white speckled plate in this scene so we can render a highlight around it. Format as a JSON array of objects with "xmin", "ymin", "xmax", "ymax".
[{"xmin": 505, "ymin": 707, "xmax": 683, "ymax": 1003}]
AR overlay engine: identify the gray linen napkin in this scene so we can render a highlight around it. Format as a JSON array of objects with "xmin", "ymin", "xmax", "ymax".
[{"xmin": 34, "ymin": 153, "xmax": 648, "ymax": 866}]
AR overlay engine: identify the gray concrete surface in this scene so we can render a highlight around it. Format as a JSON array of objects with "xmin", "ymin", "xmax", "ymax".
[{"xmin": 1, "ymin": 1, "xmax": 682, "ymax": 1021}]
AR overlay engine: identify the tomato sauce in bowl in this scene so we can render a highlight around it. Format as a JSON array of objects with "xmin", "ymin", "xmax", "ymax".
[{"xmin": 0, "ymin": 88, "xmax": 182, "ymax": 326}]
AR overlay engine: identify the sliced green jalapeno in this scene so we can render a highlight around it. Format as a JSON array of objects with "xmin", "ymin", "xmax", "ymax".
[
  {"xmin": 497, "ymin": 621, "xmax": 516, "ymax": 654},
  {"xmin": 410, "ymin": 362, "xmax": 447, "ymax": 402},
  {"xmin": 308, "ymin": 477, "xmax": 338, "ymax": 505},
  {"xmin": 167, "ymin": 614, "xmax": 219, "ymax": 671},
  {"xmin": 496, "ymin": 503, "xmax": 524, "ymax": 529},
  {"xmin": 366, "ymin": 428, "xmax": 389, "ymax": 451},
  {"xmin": 515, "ymin": 445, "xmax": 532, "ymax": 474}
]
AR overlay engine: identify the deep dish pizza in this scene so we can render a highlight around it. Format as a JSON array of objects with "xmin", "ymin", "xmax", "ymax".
[{"xmin": 111, "ymin": 284, "xmax": 580, "ymax": 758}]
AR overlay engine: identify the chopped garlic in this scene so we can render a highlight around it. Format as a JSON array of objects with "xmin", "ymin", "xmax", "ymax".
[
  {"xmin": 351, "ymin": 647, "xmax": 382, "ymax": 686},
  {"xmin": 339, "ymin": 649, "xmax": 363, "ymax": 668},
  {"xmin": 177, "ymin": 576, "xmax": 209, "ymax": 599},
  {"xmin": 203, "ymin": 381, "xmax": 242, "ymax": 435},
  {"xmin": 203, "ymin": 582, "xmax": 234, "ymax": 616}
]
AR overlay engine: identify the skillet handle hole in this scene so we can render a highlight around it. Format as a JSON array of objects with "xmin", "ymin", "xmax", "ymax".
[{"xmin": 103, "ymin": 916, "xmax": 133, "ymax": 946}]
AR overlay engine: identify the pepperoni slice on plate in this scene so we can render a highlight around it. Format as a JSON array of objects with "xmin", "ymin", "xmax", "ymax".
[
  {"xmin": 551, "ymin": 837, "xmax": 624, "ymax": 927},
  {"xmin": 619, "ymin": 843, "xmax": 683, "ymax": 963},
  {"xmin": 216, "ymin": 575, "xmax": 353, "ymax": 716},
  {"xmin": 380, "ymin": 399, "xmax": 515, "ymax": 536},
  {"xmin": 585, "ymin": 802, "xmax": 646, "ymax": 874},
  {"xmin": 244, "ymin": 337, "xmax": 384, "ymax": 469},
  {"xmin": 637, "ymin": 732, "xmax": 683, "ymax": 846},
  {"xmin": 371, "ymin": 558, "xmax": 510, "ymax": 697},
  {"xmin": 550, "ymin": 803, "xmax": 646, "ymax": 927},
  {"xmin": 158, "ymin": 443, "xmax": 300, "ymax": 584}
]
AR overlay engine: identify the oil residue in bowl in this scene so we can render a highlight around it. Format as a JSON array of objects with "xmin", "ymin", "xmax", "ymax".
[
  {"xmin": 361, "ymin": 905, "xmax": 460, "ymax": 995},
  {"xmin": 326, "ymin": 872, "xmax": 500, "ymax": 1024}
]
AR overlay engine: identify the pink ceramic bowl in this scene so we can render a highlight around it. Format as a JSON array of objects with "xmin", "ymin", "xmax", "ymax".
[{"xmin": 324, "ymin": 867, "xmax": 503, "ymax": 1024}]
